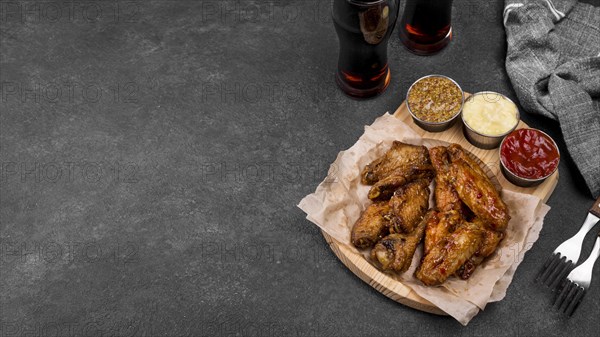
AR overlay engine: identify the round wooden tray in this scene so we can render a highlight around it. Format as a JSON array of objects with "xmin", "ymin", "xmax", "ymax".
[{"xmin": 321, "ymin": 99, "xmax": 559, "ymax": 315}]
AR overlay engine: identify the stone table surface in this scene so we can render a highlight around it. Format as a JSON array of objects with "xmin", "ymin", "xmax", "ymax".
[{"xmin": 1, "ymin": 1, "xmax": 599, "ymax": 336}]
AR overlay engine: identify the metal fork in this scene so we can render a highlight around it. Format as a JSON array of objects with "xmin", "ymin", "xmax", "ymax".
[
  {"xmin": 536, "ymin": 196, "xmax": 600, "ymax": 289},
  {"xmin": 553, "ymin": 232, "xmax": 600, "ymax": 316}
]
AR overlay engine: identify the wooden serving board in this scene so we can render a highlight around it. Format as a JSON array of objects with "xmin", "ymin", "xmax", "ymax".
[{"xmin": 321, "ymin": 96, "xmax": 559, "ymax": 315}]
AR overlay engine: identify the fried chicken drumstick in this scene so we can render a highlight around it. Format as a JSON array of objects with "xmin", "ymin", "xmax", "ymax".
[{"xmin": 371, "ymin": 211, "xmax": 433, "ymax": 273}]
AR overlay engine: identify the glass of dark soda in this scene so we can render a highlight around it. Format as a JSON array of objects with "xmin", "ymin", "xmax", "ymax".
[
  {"xmin": 333, "ymin": 0, "xmax": 400, "ymax": 98},
  {"xmin": 399, "ymin": 0, "xmax": 453, "ymax": 55}
]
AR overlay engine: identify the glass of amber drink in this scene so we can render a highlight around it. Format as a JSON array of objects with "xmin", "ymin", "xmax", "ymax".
[
  {"xmin": 399, "ymin": 0, "xmax": 453, "ymax": 55},
  {"xmin": 333, "ymin": 0, "xmax": 401, "ymax": 98}
]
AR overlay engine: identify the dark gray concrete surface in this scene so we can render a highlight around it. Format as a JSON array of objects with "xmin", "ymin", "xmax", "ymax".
[{"xmin": 1, "ymin": 1, "xmax": 599, "ymax": 336}]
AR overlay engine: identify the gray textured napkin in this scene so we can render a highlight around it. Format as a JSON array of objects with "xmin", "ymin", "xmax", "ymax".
[{"xmin": 504, "ymin": 0, "xmax": 600, "ymax": 198}]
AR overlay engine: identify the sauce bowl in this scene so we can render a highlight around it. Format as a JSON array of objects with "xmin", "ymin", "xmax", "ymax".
[
  {"xmin": 406, "ymin": 75, "xmax": 464, "ymax": 132},
  {"xmin": 499, "ymin": 128, "xmax": 560, "ymax": 187},
  {"xmin": 461, "ymin": 92, "xmax": 520, "ymax": 149}
]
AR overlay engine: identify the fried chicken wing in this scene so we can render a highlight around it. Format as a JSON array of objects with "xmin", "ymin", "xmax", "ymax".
[
  {"xmin": 351, "ymin": 202, "xmax": 391, "ymax": 249},
  {"xmin": 447, "ymin": 144, "xmax": 488, "ymax": 179},
  {"xmin": 371, "ymin": 211, "xmax": 431, "ymax": 273},
  {"xmin": 354, "ymin": 142, "xmax": 509, "ymax": 284},
  {"xmin": 456, "ymin": 226, "xmax": 504, "ymax": 279},
  {"xmin": 450, "ymin": 160, "xmax": 511, "ymax": 232},
  {"xmin": 421, "ymin": 145, "xmax": 508, "ymax": 282},
  {"xmin": 424, "ymin": 210, "xmax": 461, "ymax": 256},
  {"xmin": 416, "ymin": 222, "xmax": 484, "ymax": 286},
  {"xmin": 368, "ymin": 165, "xmax": 433, "ymax": 201},
  {"xmin": 476, "ymin": 227, "xmax": 505, "ymax": 257},
  {"xmin": 429, "ymin": 147, "xmax": 464, "ymax": 213},
  {"xmin": 361, "ymin": 141, "xmax": 431, "ymax": 185},
  {"xmin": 388, "ymin": 179, "xmax": 431, "ymax": 233}
]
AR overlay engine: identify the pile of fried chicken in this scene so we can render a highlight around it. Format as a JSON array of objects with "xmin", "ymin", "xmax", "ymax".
[{"xmin": 351, "ymin": 141, "xmax": 510, "ymax": 286}]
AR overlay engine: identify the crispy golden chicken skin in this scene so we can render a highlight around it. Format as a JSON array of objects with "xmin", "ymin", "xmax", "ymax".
[
  {"xmin": 456, "ymin": 225, "xmax": 504, "ymax": 279},
  {"xmin": 450, "ymin": 160, "xmax": 511, "ymax": 232},
  {"xmin": 424, "ymin": 210, "xmax": 461, "ymax": 256},
  {"xmin": 368, "ymin": 165, "xmax": 433, "ymax": 201},
  {"xmin": 447, "ymin": 144, "xmax": 489, "ymax": 179},
  {"xmin": 351, "ymin": 202, "xmax": 391, "ymax": 249},
  {"xmin": 361, "ymin": 141, "xmax": 431, "ymax": 185},
  {"xmin": 370, "ymin": 211, "xmax": 431, "ymax": 273},
  {"xmin": 476, "ymin": 226, "xmax": 505, "ymax": 257},
  {"xmin": 429, "ymin": 147, "xmax": 464, "ymax": 213},
  {"xmin": 416, "ymin": 222, "xmax": 484, "ymax": 286},
  {"xmin": 389, "ymin": 179, "xmax": 431, "ymax": 234}
]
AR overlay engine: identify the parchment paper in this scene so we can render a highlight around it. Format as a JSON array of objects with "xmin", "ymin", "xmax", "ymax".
[{"xmin": 298, "ymin": 113, "xmax": 550, "ymax": 325}]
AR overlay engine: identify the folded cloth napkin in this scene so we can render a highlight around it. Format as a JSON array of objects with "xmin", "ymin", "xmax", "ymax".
[{"xmin": 503, "ymin": 0, "xmax": 600, "ymax": 198}]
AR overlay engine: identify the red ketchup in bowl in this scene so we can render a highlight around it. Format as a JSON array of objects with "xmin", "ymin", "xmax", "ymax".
[{"xmin": 500, "ymin": 129, "xmax": 560, "ymax": 179}]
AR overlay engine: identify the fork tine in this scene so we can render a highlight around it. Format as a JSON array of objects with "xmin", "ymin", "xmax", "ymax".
[
  {"xmin": 564, "ymin": 287, "xmax": 586, "ymax": 316},
  {"xmin": 558, "ymin": 282, "xmax": 579, "ymax": 312},
  {"xmin": 559, "ymin": 283, "xmax": 581, "ymax": 313},
  {"xmin": 536, "ymin": 254, "xmax": 559, "ymax": 282},
  {"xmin": 548, "ymin": 261, "xmax": 575, "ymax": 290},
  {"xmin": 538, "ymin": 254, "xmax": 564, "ymax": 284},
  {"xmin": 543, "ymin": 258, "xmax": 571, "ymax": 287},
  {"xmin": 553, "ymin": 281, "xmax": 573, "ymax": 308},
  {"xmin": 554, "ymin": 278, "xmax": 568, "ymax": 296}
]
